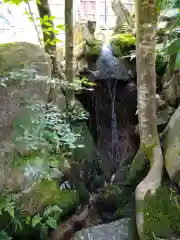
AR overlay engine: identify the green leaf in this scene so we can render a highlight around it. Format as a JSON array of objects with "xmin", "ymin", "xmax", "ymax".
[
  {"xmin": 56, "ymin": 24, "xmax": 65, "ymax": 30},
  {"xmin": 28, "ymin": 16, "xmax": 33, "ymax": 22},
  {"xmin": 43, "ymin": 21, "xmax": 52, "ymax": 27},
  {"xmin": 47, "ymin": 27, "xmax": 54, "ymax": 31},
  {"xmin": 45, "ymin": 217, "xmax": 57, "ymax": 229},
  {"xmin": 43, "ymin": 30, "xmax": 51, "ymax": 36},
  {"xmin": 5, "ymin": 206, "xmax": 14, "ymax": 218},
  {"xmin": 53, "ymin": 29, "xmax": 59, "ymax": 34},
  {"xmin": 43, "ymin": 15, "xmax": 49, "ymax": 21},
  {"xmin": 49, "ymin": 16, "xmax": 56, "ymax": 20},
  {"xmin": 168, "ymin": 39, "xmax": 180, "ymax": 55},
  {"xmin": 32, "ymin": 214, "xmax": 42, "ymax": 227},
  {"xmin": 175, "ymin": 52, "xmax": 180, "ymax": 68}
]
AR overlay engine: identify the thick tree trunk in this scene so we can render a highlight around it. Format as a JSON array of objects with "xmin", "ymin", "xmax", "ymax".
[
  {"xmin": 36, "ymin": 0, "xmax": 63, "ymax": 103},
  {"xmin": 134, "ymin": 0, "xmax": 163, "ymax": 238},
  {"xmin": 65, "ymin": 0, "xmax": 74, "ymax": 108}
]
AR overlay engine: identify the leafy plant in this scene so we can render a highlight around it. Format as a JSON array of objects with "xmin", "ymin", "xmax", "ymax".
[
  {"xmin": 30, "ymin": 205, "xmax": 63, "ymax": 239},
  {"xmin": 0, "ymin": 231, "xmax": 12, "ymax": 240}
]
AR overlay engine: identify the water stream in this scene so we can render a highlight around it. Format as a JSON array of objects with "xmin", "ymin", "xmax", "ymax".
[{"xmin": 95, "ymin": 44, "xmax": 121, "ymax": 178}]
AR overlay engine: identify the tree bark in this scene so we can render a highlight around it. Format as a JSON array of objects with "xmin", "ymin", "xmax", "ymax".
[
  {"xmin": 36, "ymin": 0, "xmax": 63, "ymax": 103},
  {"xmin": 134, "ymin": 0, "xmax": 163, "ymax": 238},
  {"xmin": 65, "ymin": 0, "xmax": 74, "ymax": 108}
]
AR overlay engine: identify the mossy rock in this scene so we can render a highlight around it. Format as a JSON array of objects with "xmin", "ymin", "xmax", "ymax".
[
  {"xmin": 85, "ymin": 39, "xmax": 102, "ymax": 58},
  {"xmin": 164, "ymin": 106, "xmax": 180, "ymax": 185},
  {"xmin": 20, "ymin": 179, "xmax": 79, "ymax": 216},
  {"xmin": 110, "ymin": 33, "xmax": 136, "ymax": 57},
  {"xmin": 144, "ymin": 185, "xmax": 180, "ymax": 239},
  {"xmin": 0, "ymin": 42, "xmax": 45, "ymax": 75}
]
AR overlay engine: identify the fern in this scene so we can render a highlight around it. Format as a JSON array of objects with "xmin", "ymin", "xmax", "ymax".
[
  {"xmin": 43, "ymin": 205, "xmax": 62, "ymax": 217},
  {"xmin": 45, "ymin": 216, "xmax": 57, "ymax": 229},
  {"xmin": 39, "ymin": 223, "xmax": 48, "ymax": 239}
]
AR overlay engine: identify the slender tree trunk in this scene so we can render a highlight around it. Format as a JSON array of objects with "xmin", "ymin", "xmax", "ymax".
[
  {"xmin": 65, "ymin": 0, "xmax": 74, "ymax": 108},
  {"xmin": 36, "ymin": 0, "xmax": 63, "ymax": 103},
  {"xmin": 134, "ymin": 0, "xmax": 163, "ymax": 238}
]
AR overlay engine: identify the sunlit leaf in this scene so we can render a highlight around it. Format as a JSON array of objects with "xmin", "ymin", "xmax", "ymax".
[
  {"xmin": 43, "ymin": 21, "xmax": 52, "ymax": 27},
  {"xmin": 45, "ymin": 217, "xmax": 57, "ymax": 229},
  {"xmin": 175, "ymin": 52, "xmax": 180, "ymax": 68},
  {"xmin": 168, "ymin": 39, "xmax": 180, "ymax": 55},
  {"xmin": 32, "ymin": 214, "xmax": 42, "ymax": 227},
  {"xmin": 43, "ymin": 15, "xmax": 49, "ymax": 21},
  {"xmin": 49, "ymin": 16, "xmax": 56, "ymax": 20},
  {"xmin": 56, "ymin": 24, "xmax": 65, "ymax": 30}
]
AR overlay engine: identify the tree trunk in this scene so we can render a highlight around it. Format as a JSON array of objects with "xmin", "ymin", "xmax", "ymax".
[
  {"xmin": 36, "ymin": 0, "xmax": 63, "ymax": 103},
  {"xmin": 65, "ymin": 0, "xmax": 74, "ymax": 108},
  {"xmin": 134, "ymin": 0, "xmax": 163, "ymax": 238}
]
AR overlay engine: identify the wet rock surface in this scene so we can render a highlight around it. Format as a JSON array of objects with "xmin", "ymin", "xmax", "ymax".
[{"xmin": 72, "ymin": 218, "xmax": 136, "ymax": 240}]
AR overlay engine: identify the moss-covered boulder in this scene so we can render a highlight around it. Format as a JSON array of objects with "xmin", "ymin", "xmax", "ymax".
[
  {"xmin": 20, "ymin": 179, "xmax": 78, "ymax": 216},
  {"xmin": 144, "ymin": 185, "xmax": 180, "ymax": 239},
  {"xmin": 110, "ymin": 33, "xmax": 136, "ymax": 57},
  {"xmin": 164, "ymin": 105, "xmax": 180, "ymax": 185},
  {"xmin": 0, "ymin": 42, "xmax": 46, "ymax": 75}
]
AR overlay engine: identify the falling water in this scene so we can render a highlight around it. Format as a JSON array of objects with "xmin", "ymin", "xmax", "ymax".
[
  {"xmin": 106, "ymin": 79, "xmax": 119, "ymax": 174},
  {"xmin": 96, "ymin": 44, "xmax": 120, "ymax": 177}
]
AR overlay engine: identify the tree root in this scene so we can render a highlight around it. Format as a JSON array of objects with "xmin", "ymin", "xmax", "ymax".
[{"xmin": 135, "ymin": 145, "xmax": 163, "ymax": 239}]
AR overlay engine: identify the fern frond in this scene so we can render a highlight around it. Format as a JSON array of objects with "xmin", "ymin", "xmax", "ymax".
[
  {"xmin": 45, "ymin": 216, "xmax": 57, "ymax": 229},
  {"xmin": 40, "ymin": 223, "xmax": 48, "ymax": 239},
  {"xmin": 43, "ymin": 205, "xmax": 62, "ymax": 217}
]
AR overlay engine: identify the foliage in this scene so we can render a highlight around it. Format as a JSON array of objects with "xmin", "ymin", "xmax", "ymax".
[
  {"xmin": 0, "ymin": 231, "xmax": 12, "ymax": 240},
  {"xmin": 144, "ymin": 185, "xmax": 180, "ymax": 239},
  {"xmin": 110, "ymin": 33, "xmax": 136, "ymax": 57}
]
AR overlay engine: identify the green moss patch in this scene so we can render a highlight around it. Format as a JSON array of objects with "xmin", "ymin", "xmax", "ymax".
[
  {"xmin": 0, "ymin": 42, "xmax": 45, "ymax": 75},
  {"xmin": 20, "ymin": 179, "xmax": 79, "ymax": 216},
  {"xmin": 110, "ymin": 33, "xmax": 136, "ymax": 57},
  {"xmin": 144, "ymin": 185, "xmax": 180, "ymax": 239},
  {"xmin": 85, "ymin": 39, "xmax": 102, "ymax": 59}
]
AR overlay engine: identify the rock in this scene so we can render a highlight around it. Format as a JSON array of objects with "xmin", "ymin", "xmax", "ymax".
[
  {"xmin": 111, "ymin": 0, "xmax": 135, "ymax": 33},
  {"xmin": 20, "ymin": 179, "xmax": 79, "ymax": 216},
  {"xmin": 71, "ymin": 218, "xmax": 135, "ymax": 240},
  {"xmin": 0, "ymin": 42, "xmax": 46, "ymax": 76},
  {"xmin": 164, "ymin": 105, "xmax": 180, "ymax": 185}
]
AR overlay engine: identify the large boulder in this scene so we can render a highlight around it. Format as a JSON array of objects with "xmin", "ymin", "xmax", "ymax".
[
  {"xmin": 164, "ymin": 105, "xmax": 180, "ymax": 185},
  {"xmin": 72, "ymin": 218, "xmax": 135, "ymax": 240},
  {"xmin": 0, "ymin": 42, "xmax": 48, "ymax": 76}
]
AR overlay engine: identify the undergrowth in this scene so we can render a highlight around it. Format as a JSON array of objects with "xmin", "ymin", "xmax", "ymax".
[{"xmin": 0, "ymin": 90, "xmax": 88, "ymax": 239}]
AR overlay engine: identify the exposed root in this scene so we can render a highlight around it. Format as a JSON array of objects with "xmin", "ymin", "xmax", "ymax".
[{"xmin": 135, "ymin": 145, "xmax": 163, "ymax": 239}]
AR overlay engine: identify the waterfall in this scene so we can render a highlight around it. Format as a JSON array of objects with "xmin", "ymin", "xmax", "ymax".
[
  {"xmin": 94, "ymin": 44, "xmax": 121, "ymax": 178},
  {"xmin": 106, "ymin": 79, "xmax": 119, "ymax": 174}
]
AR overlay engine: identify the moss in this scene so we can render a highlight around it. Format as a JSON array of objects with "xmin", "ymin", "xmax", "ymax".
[
  {"xmin": 85, "ymin": 39, "xmax": 102, "ymax": 58},
  {"xmin": 144, "ymin": 185, "xmax": 180, "ymax": 239},
  {"xmin": 110, "ymin": 33, "xmax": 136, "ymax": 57},
  {"xmin": 0, "ymin": 42, "xmax": 45, "ymax": 75},
  {"xmin": 21, "ymin": 179, "xmax": 79, "ymax": 216},
  {"xmin": 128, "ymin": 150, "xmax": 150, "ymax": 186}
]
